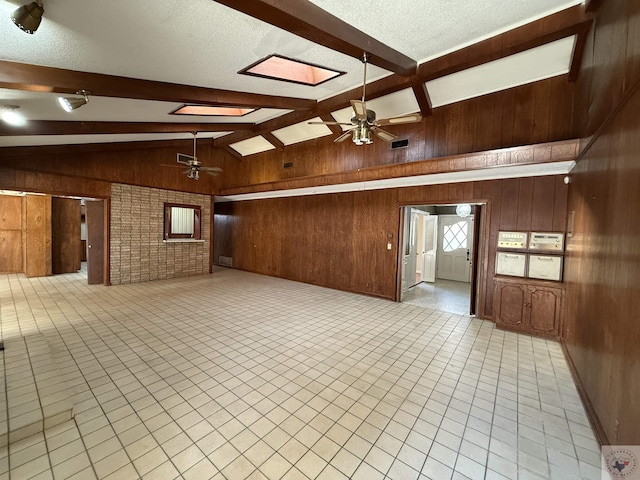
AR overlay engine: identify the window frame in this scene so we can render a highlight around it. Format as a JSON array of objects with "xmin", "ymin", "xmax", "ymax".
[{"xmin": 164, "ymin": 202, "xmax": 202, "ymax": 240}]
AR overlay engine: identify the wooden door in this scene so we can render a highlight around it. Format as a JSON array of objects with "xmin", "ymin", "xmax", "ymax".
[
  {"xmin": 86, "ymin": 200, "xmax": 104, "ymax": 285},
  {"xmin": 51, "ymin": 197, "xmax": 81, "ymax": 274},
  {"xmin": 437, "ymin": 215, "xmax": 473, "ymax": 282}
]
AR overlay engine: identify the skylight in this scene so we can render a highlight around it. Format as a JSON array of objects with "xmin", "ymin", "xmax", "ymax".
[
  {"xmin": 171, "ymin": 105, "xmax": 256, "ymax": 116},
  {"xmin": 239, "ymin": 54, "xmax": 345, "ymax": 86},
  {"xmin": 272, "ymin": 117, "xmax": 333, "ymax": 146}
]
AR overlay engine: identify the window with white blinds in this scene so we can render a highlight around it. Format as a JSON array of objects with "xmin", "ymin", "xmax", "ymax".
[
  {"xmin": 171, "ymin": 206, "xmax": 195, "ymax": 235},
  {"xmin": 164, "ymin": 203, "xmax": 202, "ymax": 240}
]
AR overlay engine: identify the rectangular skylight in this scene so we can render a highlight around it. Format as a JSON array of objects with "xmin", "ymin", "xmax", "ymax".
[
  {"xmin": 239, "ymin": 54, "xmax": 345, "ymax": 86},
  {"xmin": 171, "ymin": 105, "xmax": 256, "ymax": 116},
  {"xmin": 229, "ymin": 136, "xmax": 276, "ymax": 156},
  {"xmin": 426, "ymin": 36, "xmax": 576, "ymax": 108},
  {"xmin": 272, "ymin": 117, "xmax": 333, "ymax": 146}
]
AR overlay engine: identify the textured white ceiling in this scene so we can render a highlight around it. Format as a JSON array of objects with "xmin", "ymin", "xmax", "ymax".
[
  {"xmin": 0, "ymin": 132, "xmax": 231, "ymax": 147},
  {"xmin": 0, "ymin": 0, "xmax": 584, "ymax": 147}
]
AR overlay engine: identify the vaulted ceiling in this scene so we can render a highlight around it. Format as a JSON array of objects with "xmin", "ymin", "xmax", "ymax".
[{"xmin": 0, "ymin": 0, "xmax": 591, "ymax": 153}]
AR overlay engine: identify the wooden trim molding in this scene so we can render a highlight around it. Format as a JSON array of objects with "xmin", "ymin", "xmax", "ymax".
[{"xmin": 220, "ymin": 139, "xmax": 580, "ymax": 195}]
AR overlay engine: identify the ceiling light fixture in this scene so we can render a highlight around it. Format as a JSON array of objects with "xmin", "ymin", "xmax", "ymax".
[
  {"xmin": 58, "ymin": 90, "xmax": 90, "ymax": 112},
  {"xmin": 11, "ymin": 1, "xmax": 44, "ymax": 34},
  {"xmin": 456, "ymin": 204, "xmax": 472, "ymax": 218},
  {"xmin": 1, "ymin": 106, "xmax": 27, "ymax": 127}
]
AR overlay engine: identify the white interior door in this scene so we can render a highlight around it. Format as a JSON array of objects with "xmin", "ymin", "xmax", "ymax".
[
  {"xmin": 406, "ymin": 210, "xmax": 419, "ymax": 288},
  {"xmin": 423, "ymin": 215, "xmax": 438, "ymax": 283},
  {"xmin": 437, "ymin": 215, "xmax": 473, "ymax": 282}
]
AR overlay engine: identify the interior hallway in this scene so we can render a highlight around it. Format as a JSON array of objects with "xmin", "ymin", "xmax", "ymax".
[
  {"xmin": 0, "ymin": 268, "xmax": 601, "ymax": 480},
  {"xmin": 403, "ymin": 280, "xmax": 471, "ymax": 316}
]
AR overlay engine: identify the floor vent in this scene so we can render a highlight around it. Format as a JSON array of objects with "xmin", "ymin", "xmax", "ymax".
[{"xmin": 218, "ymin": 256, "xmax": 233, "ymax": 267}]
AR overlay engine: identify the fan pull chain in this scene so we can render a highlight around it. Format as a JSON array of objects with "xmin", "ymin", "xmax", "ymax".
[{"xmin": 362, "ymin": 52, "xmax": 368, "ymax": 102}]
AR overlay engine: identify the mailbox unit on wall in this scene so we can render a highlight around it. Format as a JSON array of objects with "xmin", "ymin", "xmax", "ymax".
[{"xmin": 493, "ymin": 231, "xmax": 566, "ymax": 340}]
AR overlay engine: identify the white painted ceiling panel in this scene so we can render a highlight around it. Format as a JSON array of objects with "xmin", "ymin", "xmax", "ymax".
[
  {"xmin": 426, "ymin": 36, "xmax": 576, "ymax": 108},
  {"xmin": 331, "ymin": 88, "xmax": 420, "ymax": 131},
  {"xmin": 0, "ymin": 132, "xmax": 230, "ymax": 147},
  {"xmin": 229, "ymin": 136, "xmax": 276, "ymax": 157},
  {"xmin": 272, "ymin": 117, "xmax": 333, "ymax": 146}
]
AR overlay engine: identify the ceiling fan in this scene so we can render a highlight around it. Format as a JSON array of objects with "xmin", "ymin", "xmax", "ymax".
[
  {"xmin": 161, "ymin": 132, "xmax": 222, "ymax": 180},
  {"xmin": 309, "ymin": 53, "xmax": 422, "ymax": 145}
]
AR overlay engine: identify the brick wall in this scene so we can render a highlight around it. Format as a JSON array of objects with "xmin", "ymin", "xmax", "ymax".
[{"xmin": 110, "ymin": 184, "xmax": 210, "ymax": 285}]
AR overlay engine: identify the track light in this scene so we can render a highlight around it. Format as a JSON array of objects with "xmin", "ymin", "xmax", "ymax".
[
  {"xmin": 58, "ymin": 90, "xmax": 90, "ymax": 112},
  {"xmin": 1, "ymin": 106, "xmax": 27, "ymax": 127},
  {"xmin": 11, "ymin": 2, "xmax": 44, "ymax": 34}
]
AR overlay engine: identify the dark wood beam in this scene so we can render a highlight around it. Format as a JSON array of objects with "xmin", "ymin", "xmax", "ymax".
[
  {"xmin": 262, "ymin": 132, "xmax": 286, "ymax": 151},
  {"xmin": 0, "ymin": 121, "xmax": 256, "ymax": 136},
  {"xmin": 569, "ymin": 30, "xmax": 590, "ymax": 82},
  {"xmin": 412, "ymin": 84, "xmax": 433, "ymax": 117},
  {"xmin": 212, "ymin": 0, "xmax": 417, "ymax": 77},
  {"xmin": 214, "ymin": 5, "xmax": 592, "ymax": 146},
  {"xmin": 320, "ymin": 114, "xmax": 343, "ymax": 135},
  {"xmin": 0, "ymin": 60, "xmax": 316, "ymax": 110}
]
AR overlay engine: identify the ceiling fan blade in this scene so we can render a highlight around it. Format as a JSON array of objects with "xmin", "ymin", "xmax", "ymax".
[
  {"xmin": 200, "ymin": 167, "xmax": 223, "ymax": 172},
  {"xmin": 308, "ymin": 121, "xmax": 354, "ymax": 126},
  {"xmin": 376, "ymin": 113, "xmax": 423, "ymax": 127},
  {"xmin": 334, "ymin": 130, "xmax": 354, "ymax": 143},
  {"xmin": 183, "ymin": 168, "xmax": 192, "ymax": 174},
  {"xmin": 350, "ymin": 100, "xmax": 367, "ymax": 121},
  {"xmin": 203, "ymin": 170, "xmax": 220, "ymax": 176},
  {"xmin": 372, "ymin": 127, "xmax": 397, "ymax": 142}
]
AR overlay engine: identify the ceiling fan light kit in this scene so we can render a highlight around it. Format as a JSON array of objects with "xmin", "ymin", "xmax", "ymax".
[
  {"xmin": 58, "ymin": 90, "xmax": 91, "ymax": 112},
  {"xmin": 11, "ymin": 1, "xmax": 44, "ymax": 34},
  {"xmin": 310, "ymin": 52, "xmax": 422, "ymax": 146}
]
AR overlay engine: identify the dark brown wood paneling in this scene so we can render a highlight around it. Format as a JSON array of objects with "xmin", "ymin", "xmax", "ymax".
[
  {"xmin": 23, "ymin": 195, "xmax": 52, "ymax": 277},
  {"xmin": 51, "ymin": 197, "xmax": 81, "ymax": 274},
  {"xmin": 564, "ymin": 0, "xmax": 640, "ymax": 446},
  {"xmin": 216, "ymin": 77, "xmax": 576, "ymax": 191},
  {"xmin": 215, "ymin": 175, "xmax": 567, "ymax": 316},
  {"xmin": 0, "ymin": 195, "xmax": 23, "ymax": 273}
]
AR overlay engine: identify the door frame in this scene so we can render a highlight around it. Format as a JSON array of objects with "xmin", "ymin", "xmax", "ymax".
[{"xmin": 395, "ymin": 202, "xmax": 487, "ymax": 317}]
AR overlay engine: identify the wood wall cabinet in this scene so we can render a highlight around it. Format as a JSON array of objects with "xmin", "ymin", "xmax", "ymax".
[{"xmin": 493, "ymin": 276, "xmax": 565, "ymax": 340}]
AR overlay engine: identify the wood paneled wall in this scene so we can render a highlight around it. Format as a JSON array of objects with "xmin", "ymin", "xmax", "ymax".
[
  {"xmin": 564, "ymin": 0, "xmax": 640, "ymax": 445},
  {"xmin": 0, "ymin": 195, "xmax": 23, "ymax": 273},
  {"xmin": 219, "ymin": 76, "xmax": 575, "ymax": 190},
  {"xmin": 51, "ymin": 197, "xmax": 81, "ymax": 274},
  {"xmin": 23, "ymin": 194, "xmax": 52, "ymax": 277},
  {"xmin": 0, "ymin": 140, "xmax": 221, "ymax": 195},
  {"xmin": 214, "ymin": 175, "xmax": 567, "ymax": 318}
]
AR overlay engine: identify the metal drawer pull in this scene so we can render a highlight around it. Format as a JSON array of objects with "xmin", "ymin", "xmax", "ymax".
[{"xmin": 537, "ymin": 257, "xmax": 554, "ymax": 261}]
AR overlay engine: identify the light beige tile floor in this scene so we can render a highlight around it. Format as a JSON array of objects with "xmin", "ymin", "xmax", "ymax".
[
  {"xmin": 0, "ymin": 267, "xmax": 602, "ymax": 479},
  {"xmin": 402, "ymin": 280, "xmax": 471, "ymax": 315}
]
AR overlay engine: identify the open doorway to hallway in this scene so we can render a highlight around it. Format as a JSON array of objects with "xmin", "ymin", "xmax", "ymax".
[
  {"xmin": 0, "ymin": 190, "xmax": 107, "ymax": 285},
  {"xmin": 398, "ymin": 203, "xmax": 484, "ymax": 315}
]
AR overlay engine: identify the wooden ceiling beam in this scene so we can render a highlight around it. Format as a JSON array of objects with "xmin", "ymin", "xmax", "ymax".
[
  {"xmin": 0, "ymin": 121, "xmax": 256, "ymax": 136},
  {"xmin": 214, "ymin": 5, "xmax": 592, "ymax": 146},
  {"xmin": 0, "ymin": 60, "xmax": 316, "ymax": 110},
  {"xmin": 212, "ymin": 0, "xmax": 417, "ymax": 76}
]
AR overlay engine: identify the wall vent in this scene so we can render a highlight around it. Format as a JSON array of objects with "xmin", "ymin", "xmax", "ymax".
[
  {"xmin": 391, "ymin": 139, "xmax": 409, "ymax": 150},
  {"xmin": 283, "ymin": 161, "xmax": 294, "ymax": 169},
  {"xmin": 218, "ymin": 256, "xmax": 233, "ymax": 267}
]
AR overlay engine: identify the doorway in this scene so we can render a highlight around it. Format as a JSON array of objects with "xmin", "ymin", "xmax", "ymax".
[{"xmin": 398, "ymin": 204, "xmax": 484, "ymax": 315}]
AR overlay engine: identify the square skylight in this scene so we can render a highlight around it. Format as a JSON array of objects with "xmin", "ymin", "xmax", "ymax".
[
  {"xmin": 229, "ymin": 136, "xmax": 276, "ymax": 156},
  {"xmin": 171, "ymin": 105, "xmax": 256, "ymax": 116},
  {"xmin": 239, "ymin": 54, "xmax": 345, "ymax": 86}
]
